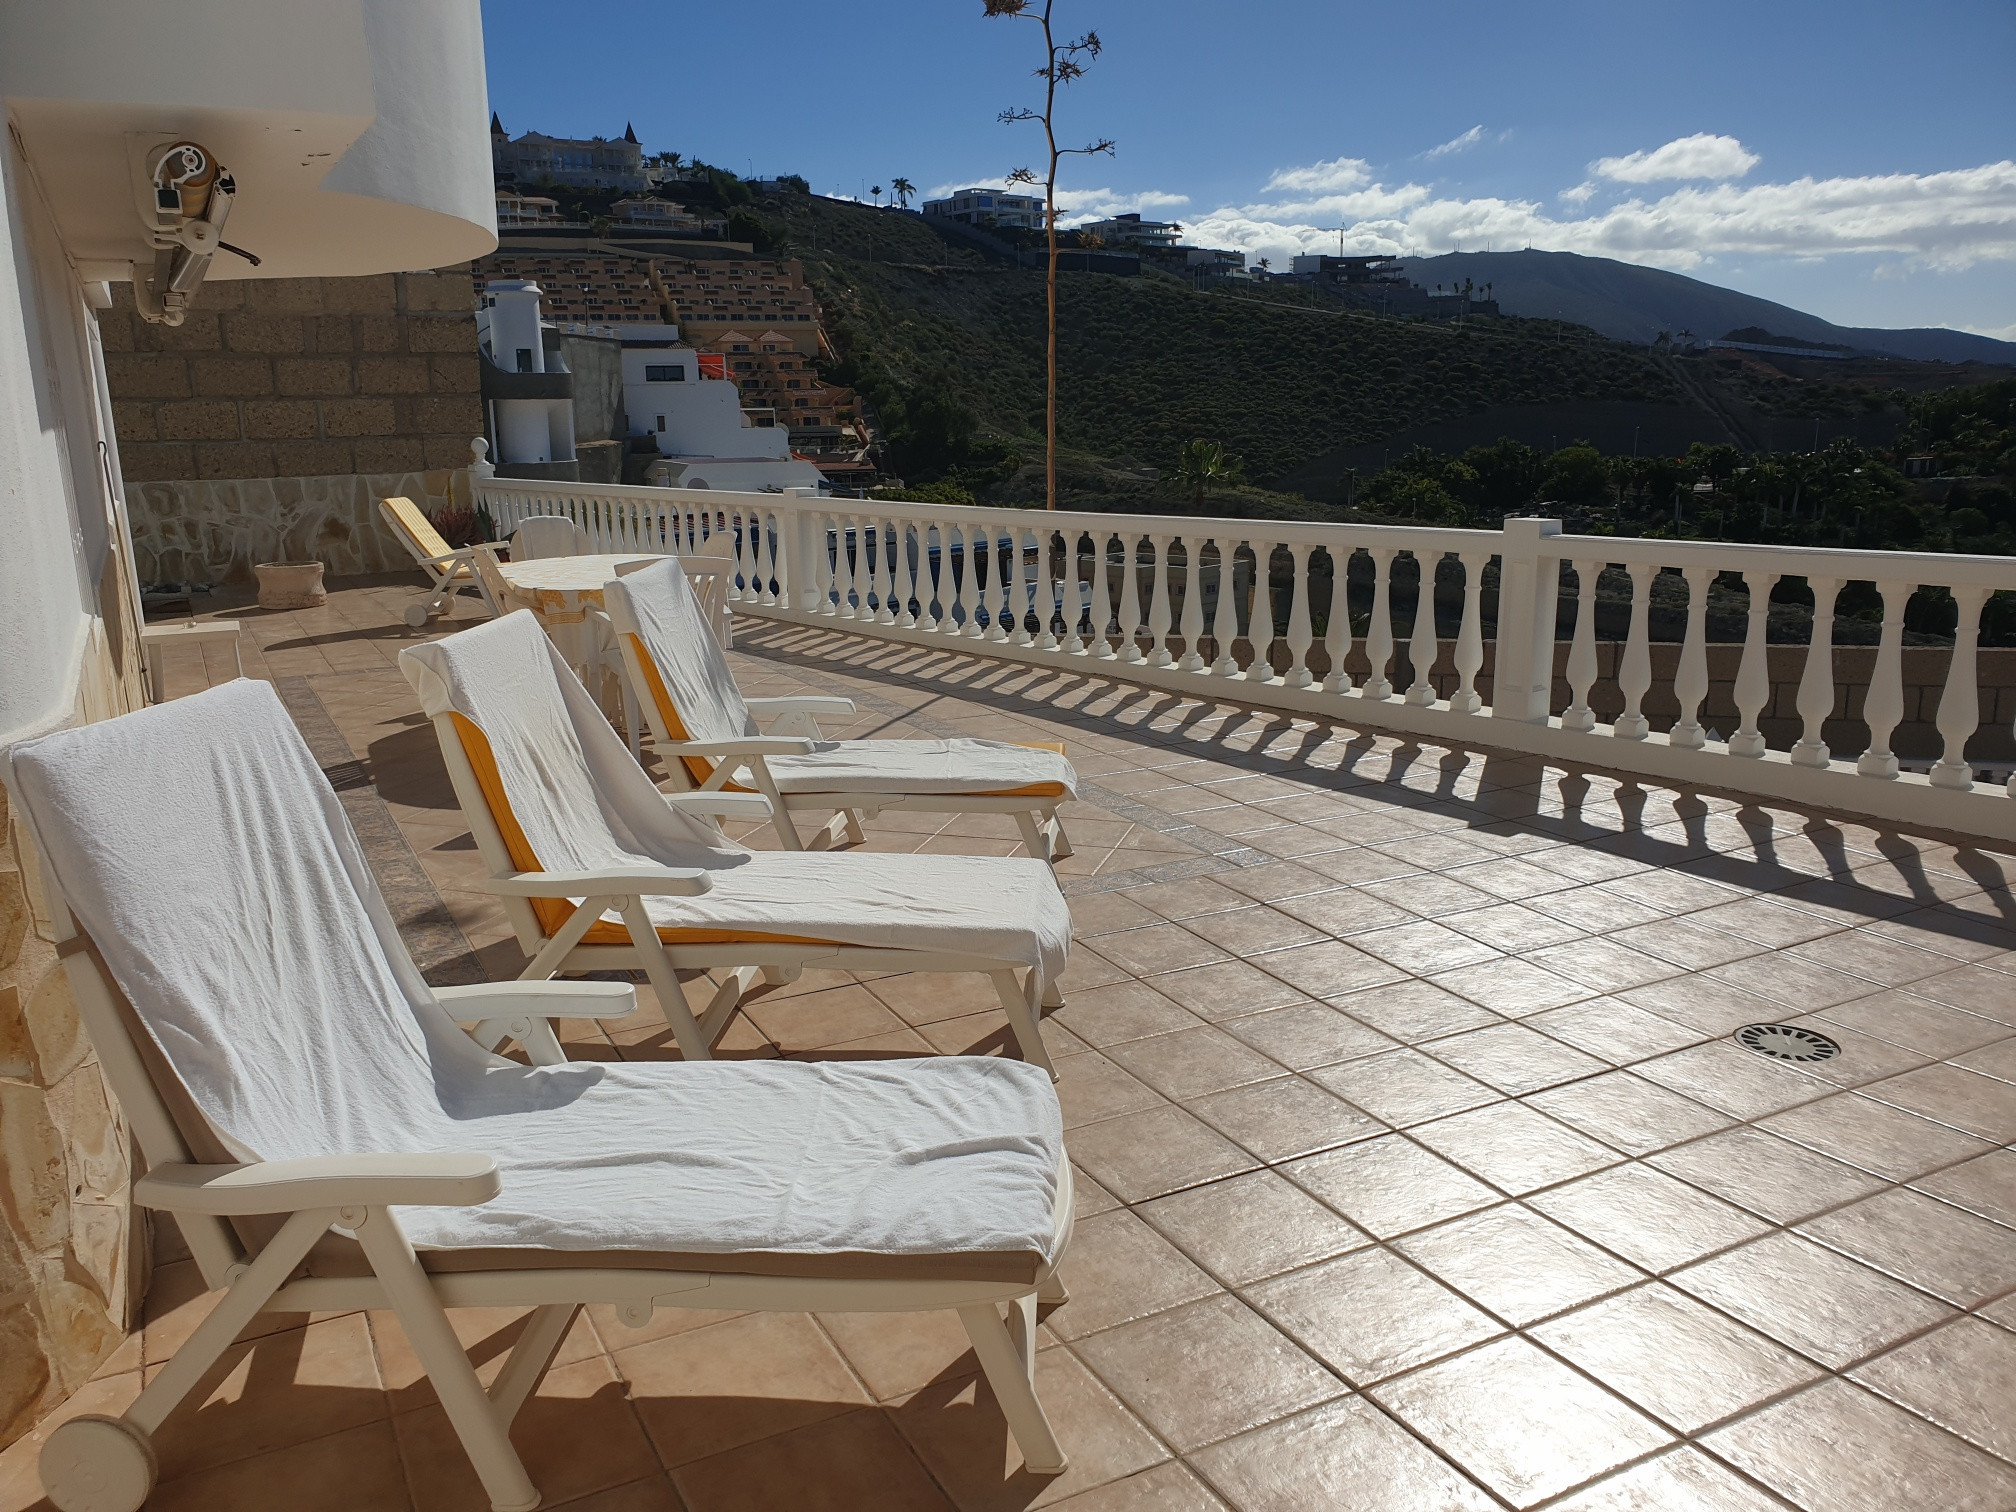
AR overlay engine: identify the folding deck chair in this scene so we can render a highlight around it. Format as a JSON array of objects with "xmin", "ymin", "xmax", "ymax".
[
  {"xmin": 380, "ymin": 495, "xmax": 504, "ymax": 628},
  {"xmin": 400, "ymin": 610, "xmax": 1070, "ymax": 1072},
  {"xmin": 606, "ymin": 557, "xmax": 1078, "ymax": 859},
  {"xmin": 6, "ymin": 680, "xmax": 1072, "ymax": 1512}
]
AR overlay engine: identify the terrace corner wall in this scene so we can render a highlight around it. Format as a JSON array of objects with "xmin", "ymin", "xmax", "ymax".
[{"xmin": 104, "ymin": 268, "xmax": 485, "ymax": 585}]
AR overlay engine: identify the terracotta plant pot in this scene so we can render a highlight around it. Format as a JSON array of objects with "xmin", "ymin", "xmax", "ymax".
[{"xmin": 254, "ymin": 560, "xmax": 326, "ymax": 610}]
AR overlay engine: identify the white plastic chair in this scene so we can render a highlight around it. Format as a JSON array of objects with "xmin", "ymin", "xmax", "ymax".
[
  {"xmin": 4, "ymin": 679, "xmax": 1072, "ymax": 1512},
  {"xmin": 399, "ymin": 610, "xmax": 1069, "ymax": 1072},
  {"xmin": 509, "ymin": 514, "xmax": 590, "ymax": 560},
  {"xmin": 607, "ymin": 558, "xmax": 1077, "ymax": 858}
]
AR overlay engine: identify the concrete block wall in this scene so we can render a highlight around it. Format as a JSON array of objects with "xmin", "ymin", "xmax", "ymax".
[{"xmin": 101, "ymin": 269, "xmax": 483, "ymax": 484}]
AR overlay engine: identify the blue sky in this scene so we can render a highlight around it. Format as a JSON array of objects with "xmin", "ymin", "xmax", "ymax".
[{"xmin": 480, "ymin": 0, "xmax": 2016, "ymax": 337}]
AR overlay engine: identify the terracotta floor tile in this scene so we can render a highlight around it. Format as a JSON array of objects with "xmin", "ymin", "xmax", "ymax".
[
  {"xmin": 1071, "ymin": 1294, "xmax": 1342, "ymax": 1452},
  {"xmin": 1526, "ymin": 885, "xmax": 1670, "ymax": 934},
  {"xmin": 1250, "ymin": 940, "xmax": 1409, "ymax": 1000},
  {"xmin": 891, "ymin": 1346, "xmax": 1167, "ymax": 1510},
  {"xmin": 1910, "ymin": 1149, "xmax": 2016, "ymax": 1228},
  {"xmin": 1671, "ymin": 1233, "xmax": 1955, "ymax": 1369},
  {"xmin": 1269, "ymin": 887, "xmax": 1417, "ymax": 938},
  {"xmin": 1886, "ymin": 964, "xmax": 2016, "ymax": 1022},
  {"xmin": 1149, "ymin": 960, "xmax": 1318, "ymax": 1022},
  {"xmin": 1123, "ymin": 877, "xmax": 1255, "ymax": 919},
  {"xmin": 1798, "ymin": 1188, "xmax": 2016, "ymax": 1307},
  {"xmin": 1526, "ymin": 1071, "xmax": 1736, "ymax": 1157},
  {"xmin": 1189, "ymin": 1075, "xmax": 1387, "ymax": 1162},
  {"xmin": 1446, "ymin": 856, "xmax": 1585, "ymax": 903},
  {"xmin": 1608, "ymin": 919, "xmax": 1768, "ymax": 971},
  {"xmin": 1281, "ymin": 1135, "xmax": 1499, "ymax": 1238},
  {"xmin": 1759, "ymin": 1091, "xmax": 1994, "ymax": 1180},
  {"xmin": 743, "ymin": 984, "xmax": 908, "ymax": 1050},
  {"xmin": 369, "ymin": 1305, "xmax": 601, "ymax": 1412},
  {"xmin": 1704, "ymin": 1378, "xmax": 2016, "ymax": 1512},
  {"xmin": 1861, "ymin": 1062, "xmax": 2016, "ymax": 1141},
  {"xmin": 1547, "ymin": 1447, "xmax": 1797, "ymax": 1511},
  {"xmin": 613, "ymin": 1311, "xmax": 872, "ymax": 1468},
  {"xmin": 1440, "ymin": 901, "xmax": 1588, "ymax": 952},
  {"xmin": 1633, "ymin": 1040, "xmax": 1835, "ymax": 1121},
  {"xmin": 1701, "ymin": 952, "xmax": 1878, "ymax": 1012},
  {"xmin": 1045, "ymin": 1208, "xmax": 1221, "ymax": 1341},
  {"xmin": 395, "ymin": 1355, "xmax": 657, "ymax": 1512},
  {"xmin": 670, "ymin": 1407, "xmax": 954, "ymax": 1512},
  {"xmin": 1246, "ymin": 1246, "xmax": 1504, "ymax": 1384},
  {"xmin": 1219, "ymin": 1003, "xmax": 1399, "ymax": 1069},
  {"xmin": 1359, "ymin": 872, "xmax": 1502, "ymax": 917},
  {"xmin": 1043, "ymin": 1461, "xmax": 1229, "ymax": 1511},
  {"xmin": 1526, "ymin": 938, "xmax": 1683, "ymax": 996},
  {"xmin": 1067, "ymin": 893, "xmax": 1163, "ymax": 938},
  {"xmin": 1308, "ymin": 1048, "xmax": 1500, "ymax": 1127},
  {"xmin": 1527, "ymin": 1163, "xmax": 1770, "ymax": 1274},
  {"xmin": 1523, "ymin": 998, "xmax": 1709, "ymax": 1066},
  {"xmin": 1818, "ymin": 990, "xmax": 2015, "ymax": 1057},
  {"xmin": 1852, "ymin": 1316, "xmax": 2016, "ymax": 1463},
  {"xmin": 1328, "ymin": 979, "xmax": 1503, "ymax": 1042},
  {"xmin": 1370, "ymin": 1335, "xmax": 1672, "ymax": 1508},
  {"xmin": 1064, "ymin": 1103, "xmax": 1260, "ymax": 1203},
  {"xmin": 145, "ymin": 1418, "xmax": 411, "ymax": 1512},
  {"xmin": 1181, "ymin": 906, "xmax": 1328, "ymax": 957},
  {"xmin": 1423, "ymin": 1022, "xmax": 1609, "ymax": 1095},
  {"xmin": 1106, "ymin": 1026, "xmax": 1285, "ymax": 1102},
  {"xmin": 1350, "ymin": 920, "xmax": 1505, "ymax": 975},
  {"xmin": 148, "ymin": 1312, "xmax": 387, "ymax": 1482},
  {"xmin": 1953, "ymin": 1036, "xmax": 2016, "ymax": 1083},
  {"xmin": 1617, "ymin": 975, "xmax": 1780, "ymax": 1037},
  {"xmin": 1093, "ymin": 924, "xmax": 1234, "ymax": 979},
  {"xmin": 1138, "ymin": 1171, "xmax": 1370, "ymax": 1287},
  {"xmin": 1055, "ymin": 1051, "xmax": 1168, "ymax": 1130},
  {"xmin": 544, "ymin": 1476, "xmax": 683, "ymax": 1512},
  {"xmin": 1649, "ymin": 1126, "xmax": 1886, "ymax": 1224},
  {"xmin": 0, "ymin": 1370, "xmax": 142, "ymax": 1511},
  {"xmin": 1054, "ymin": 980, "xmax": 1203, "ymax": 1047},
  {"xmin": 1409, "ymin": 1101, "xmax": 1621, "ymax": 1195},
  {"xmin": 1534, "ymin": 1283, "xmax": 1821, "ymax": 1432},
  {"xmin": 1188, "ymin": 1395, "xmax": 1498, "ymax": 1512},
  {"xmin": 1216, "ymin": 859, "xmax": 1344, "ymax": 902}
]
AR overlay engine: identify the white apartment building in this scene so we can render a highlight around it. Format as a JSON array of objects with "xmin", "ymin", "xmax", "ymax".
[
  {"xmin": 921, "ymin": 188, "xmax": 1044, "ymax": 231},
  {"xmin": 620, "ymin": 325, "xmax": 825, "ymax": 492}
]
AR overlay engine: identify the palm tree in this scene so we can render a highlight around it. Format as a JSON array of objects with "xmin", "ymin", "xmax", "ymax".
[
  {"xmin": 870, "ymin": 184, "xmax": 883, "ymax": 206},
  {"xmin": 891, "ymin": 176, "xmax": 916, "ymax": 209},
  {"xmin": 1174, "ymin": 439, "xmax": 1243, "ymax": 508}
]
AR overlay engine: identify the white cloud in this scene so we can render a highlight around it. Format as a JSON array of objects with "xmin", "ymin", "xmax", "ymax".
[
  {"xmin": 1425, "ymin": 126, "xmax": 1486, "ymax": 159},
  {"xmin": 1965, "ymin": 320, "xmax": 2016, "ymax": 341},
  {"xmin": 1053, "ymin": 186, "xmax": 1190, "ymax": 221},
  {"xmin": 1179, "ymin": 159, "xmax": 2016, "ymax": 274},
  {"xmin": 1559, "ymin": 181, "xmax": 1598, "ymax": 205},
  {"xmin": 1592, "ymin": 132, "xmax": 1760, "ymax": 183},
  {"xmin": 1261, "ymin": 157, "xmax": 1372, "ymax": 194}
]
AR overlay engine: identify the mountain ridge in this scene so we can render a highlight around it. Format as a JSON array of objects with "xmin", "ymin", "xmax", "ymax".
[{"xmin": 1396, "ymin": 250, "xmax": 2016, "ymax": 367}]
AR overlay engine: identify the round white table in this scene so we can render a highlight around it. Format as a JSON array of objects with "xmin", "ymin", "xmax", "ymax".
[{"xmin": 497, "ymin": 553, "xmax": 665, "ymax": 750}]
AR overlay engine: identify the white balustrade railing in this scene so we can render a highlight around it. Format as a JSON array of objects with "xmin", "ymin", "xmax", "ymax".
[{"xmin": 471, "ymin": 470, "xmax": 2016, "ymax": 838}]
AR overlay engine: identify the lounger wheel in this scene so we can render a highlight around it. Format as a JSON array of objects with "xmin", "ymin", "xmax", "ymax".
[
  {"xmin": 40, "ymin": 1415, "xmax": 157, "ymax": 1512},
  {"xmin": 404, "ymin": 602, "xmax": 433, "ymax": 628}
]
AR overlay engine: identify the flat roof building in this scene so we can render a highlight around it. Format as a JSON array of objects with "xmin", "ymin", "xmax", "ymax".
[{"xmin": 922, "ymin": 188, "xmax": 1043, "ymax": 231}]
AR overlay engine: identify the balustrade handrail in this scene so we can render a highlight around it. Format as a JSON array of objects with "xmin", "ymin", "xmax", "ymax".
[{"xmin": 469, "ymin": 465, "xmax": 2016, "ymax": 840}]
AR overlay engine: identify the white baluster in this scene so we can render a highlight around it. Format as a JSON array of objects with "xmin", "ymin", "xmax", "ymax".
[
  {"xmin": 1728, "ymin": 568, "xmax": 1779, "ymax": 757},
  {"xmin": 1283, "ymin": 543, "xmax": 1315, "ymax": 689},
  {"xmin": 1405, "ymin": 550, "xmax": 1441, "ymax": 705},
  {"xmin": 1089, "ymin": 531, "xmax": 1114, "ymax": 657},
  {"xmin": 1859, "ymin": 579, "xmax": 1911, "ymax": 778},
  {"xmin": 1612, "ymin": 562, "xmax": 1654, "ymax": 739},
  {"xmin": 1363, "ymin": 547, "xmax": 1397, "ymax": 699},
  {"xmin": 1144, "ymin": 533, "xmax": 1175, "ymax": 667},
  {"xmin": 1060, "ymin": 529, "xmax": 1086, "ymax": 653},
  {"xmin": 1322, "ymin": 547, "xmax": 1354, "ymax": 693},
  {"xmin": 892, "ymin": 519, "xmax": 919, "ymax": 629},
  {"xmin": 1178, "ymin": 536, "xmax": 1207, "ymax": 671},
  {"xmin": 1451, "ymin": 550, "xmax": 1487, "ymax": 714},
  {"xmin": 1670, "ymin": 564, "xmax": 1713, "ymax": 748},
  {"xmin": 1210, "ymin": 539, "xmax": 1242, "ymax": 676},
  {"xmin": 1931, "ymin": 585, "xmax": 1989, "ymax": 790},
  {"xmin": 1790, "ymin": 576, "xmax": 1842, "ymax": 768},
  {"xmin": 954, "ymin": 522, "xmax": 982, "ymax": 638},
  {"xmin": 1115, "ymin": 533, "xmax": 1145, "ymax": 663},
  {"xmin": 1245, "ymin": 542, "xmax": 1280, "ymax": 682},
  {"xmin": 875, "ymin": 517, "xmax": 899, "ymax": 625},
  {"xmin": 836, "ymin": 515, "xmax": 861, "ymax": 620},
  {"xmin": 1010, "ymin": 522, "xmax": 1036, "ymax": 646},
  {"xmin": 991, "ymin": 521, "xmax": 1017, "ymax": 643}
]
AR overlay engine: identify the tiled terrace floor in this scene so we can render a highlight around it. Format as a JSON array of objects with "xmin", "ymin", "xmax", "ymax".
[{"xmin": 9, "ymin": 578, "xmax": 2016, "ymax": 1511}]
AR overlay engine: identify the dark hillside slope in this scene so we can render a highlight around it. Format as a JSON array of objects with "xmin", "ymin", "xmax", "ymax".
[
  {"xmin": 756, "ymin": 196, "xmax": 1686, "ymax": 488},
  {"xmin": 1400, "ymin": 250, "xmax": 2016, "ymax": 366}
]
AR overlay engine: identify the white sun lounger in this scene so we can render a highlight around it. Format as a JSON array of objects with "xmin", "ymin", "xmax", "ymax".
[
  {"xmin": 605, "ymin": 557, "xmax": 1079, "ymax": 859},
  {"xmin": 380, "ymin": 495, "xmax": 505, "ymax": 628},
  {"xmin": 4, "ymin": 680, "xmax": 1071, "ymax": 1512},
  {"xmin": 399, "ymin": 611, "xmax": 1070, "ymax": 1072}
]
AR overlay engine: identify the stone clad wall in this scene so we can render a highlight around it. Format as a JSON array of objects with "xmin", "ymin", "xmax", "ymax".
[{"xmin": 0, "ymin": 633, "xmax": 146, "ymax": 1449}]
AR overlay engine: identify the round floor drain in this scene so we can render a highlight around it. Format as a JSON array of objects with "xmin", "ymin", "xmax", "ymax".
[{"xmin": 1735, "ymin": 1023, "xmax": 1840, "ymax": 1063}]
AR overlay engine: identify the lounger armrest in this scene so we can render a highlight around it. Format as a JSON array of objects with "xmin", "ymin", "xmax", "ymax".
[
  {"xmin": 668, "ymin": 736, "xmax": 815, "ymax": 758},
  {"xmin": 136, "ymin": 1155, "xmax": 501, "ymax": 1214},
  {"xmin": 419, "ymin": 546, "xmax": 475, "ymax": 568},
  {"xmin": 664, "ymin": 792, "xmax": 774, "ymax": 821},
  {"xmin": 746, "ymin": 696, "xmax": 857, "ymax": 718},
  {"xmin": 480, "ymin": 867, "xmax": 715, "ymax": 898},
  {"xmin": 432, "ymin": 981, "xmax": 638, "ymax": 1021}
]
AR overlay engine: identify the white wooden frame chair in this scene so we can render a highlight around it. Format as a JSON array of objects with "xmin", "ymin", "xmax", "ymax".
[
  {"xmin": 400, "ymin": 611, "xmax": 1067, "ymax": 1073},
  {"xmin": 5, "ymin": 682, "xmax": 1072, "ymax": 1512},
  {"xmin": 379, "ymin": 495, "xmax": 505, "ymax": 628},
  {"xmin": 605, "ymin": 557, "xmax": 1078, "ymax": 860}
]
